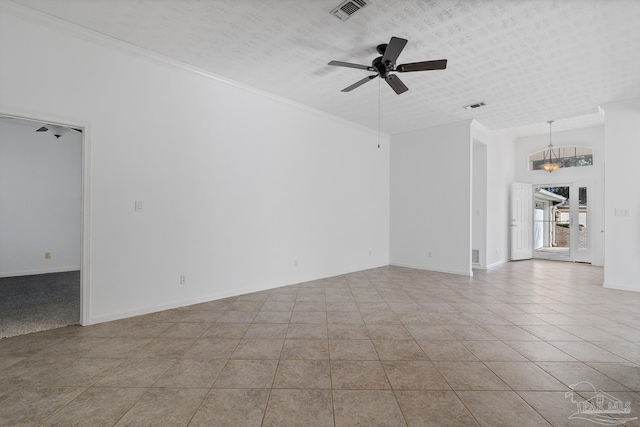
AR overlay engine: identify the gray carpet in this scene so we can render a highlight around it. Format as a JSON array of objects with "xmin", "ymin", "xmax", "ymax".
[{"xmin": 0, "ymin": 271, "xmax": 80, "ymax": 339}]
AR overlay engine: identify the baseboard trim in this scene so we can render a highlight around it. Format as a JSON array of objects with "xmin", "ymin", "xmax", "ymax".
[
  {"xmin": 89, "ymin": 292, "xmax": 241, "ymax": 325},
  {"xmin": 486, "ymin": 259, "xmax": 508, "ymax": 270},
  {"xmin": 603, "ymin": 282, "xmax": 640, "ymax": 293},
  {"xmin": 474, "ymin": 260, "xmax": 508, "ymax": 271},
  {"xmin": 389, "ymin": 262, "xmax": 472, "ymax": 277},
  {"xmin": 0, "ymin": 267, "xmax": 80, "ymax": 278},
  {"xmin": 88, "ymin": 261, "xmax": 390, "ymax": 325}
]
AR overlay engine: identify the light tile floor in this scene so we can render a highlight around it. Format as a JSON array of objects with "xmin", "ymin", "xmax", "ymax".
[{"xmin": 2, "ymin": 260, "xmax": 640, "ymax": 426}]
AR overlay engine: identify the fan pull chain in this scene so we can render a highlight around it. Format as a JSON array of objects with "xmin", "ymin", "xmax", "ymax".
[{"xmin": 378, "ymin": 78, "xmax": 381, "ymax": 149}]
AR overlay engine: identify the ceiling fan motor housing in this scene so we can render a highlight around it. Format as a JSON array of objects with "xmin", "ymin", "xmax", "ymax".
[{"xmin": 371, "ymin": 57, "xmax": 389, "ymax": 77}]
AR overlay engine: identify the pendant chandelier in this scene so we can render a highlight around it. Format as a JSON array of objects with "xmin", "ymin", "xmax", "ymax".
[{"xmin": 539, "ymin": 120, "xmax": 562, "ymax": 172}]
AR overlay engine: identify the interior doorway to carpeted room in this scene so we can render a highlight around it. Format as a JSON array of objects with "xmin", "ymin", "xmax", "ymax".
[
  {"xmin": 0, "ymin": 115, "xmax": 83, "ymax": 339},
  {"xmin": 0, "ymin": 271, "xmax": 80, "ymax": 338}
]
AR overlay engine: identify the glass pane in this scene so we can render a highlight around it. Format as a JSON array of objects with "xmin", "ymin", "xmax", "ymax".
[
  {"xmin": 578, "ymin": 187, "xmax": 588, "ymax": 252},
  {"xmin": 528, "ymin": 146, "xmax": 593, "ymax": 170}
]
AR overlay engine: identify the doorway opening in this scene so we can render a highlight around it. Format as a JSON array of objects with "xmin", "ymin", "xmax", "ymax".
[
  {"xmin": 0, "ymin": 111, "xmax": 90, "ymax": 337},
  {"xmin": 533, "ymin": 184, "xmax": 590, "ymax": 263},
  {"xmin": 534, "ymin": 186, "xmax": 570, "ymax": 260},
  {"xmin": 511, "ymin": 182, "xmax": 591, "ymax": 264}
]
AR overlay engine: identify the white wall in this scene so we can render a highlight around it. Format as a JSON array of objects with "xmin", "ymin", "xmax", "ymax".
[
  {"xmin": 471, "ymin": 121, "xmax": 515, "ymax": 269},
  {"xmin": 472, "ymin": 140, "xmax": 487, "ymax": 268},
  {"xmin": 390, "ymin": 120, "xmax": 473, "ymax": 276},
  {"xmin": 0, "ymin": 10, "xmax": 390, "ymax": 323},
  {"xmin": 602, "ymin": 98, "xmax": 640, "ymax": 291},
  {"xmin": 513, "ymin": 125, "xmax": 605, "ymax": 265},
  {"xmin": 0, "ymin": 120, "xmax": 82, "ymax": 276}
]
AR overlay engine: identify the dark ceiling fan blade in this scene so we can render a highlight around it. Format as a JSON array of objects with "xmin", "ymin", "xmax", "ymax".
[
  {"xmin": 328, "ymin": 60, "xmax": 374, "ymax": 71},
  {"xmin": 381, "ymin": 37, "xmax": 408, "ymax": 65},
  {"xmin": 36, "ymin": 126, "xmax": 48, "ymax": 132},
  {"xmin": 341, "ymin": 75, "xmax": 378, "ymax": 92},
  {"xmin": 396, "ymin": 59, "xmax": 447, "ymax": 73},
  {"xmin": 386, "ymin": 74, "xmax": 408, "ymax": 95}
]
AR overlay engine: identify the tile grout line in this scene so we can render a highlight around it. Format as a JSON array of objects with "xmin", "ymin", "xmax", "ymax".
[{"xmin": 260, "ymin": 287, "xmax": 295, "ymax": 427}]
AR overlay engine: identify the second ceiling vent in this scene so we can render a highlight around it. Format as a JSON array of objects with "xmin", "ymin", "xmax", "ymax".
[{"xmin": 330, "ymin": 0, "xmax": 369, "ymax": 21}]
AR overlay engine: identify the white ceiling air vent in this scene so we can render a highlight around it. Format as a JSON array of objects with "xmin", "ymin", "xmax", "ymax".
[
  {"xmin": 330, "ymin": 0, "xmax": 369, "ymax": 21},
  {"xmin": 464, "ymin": 102, "xmax": 486, "ymax": 110}
]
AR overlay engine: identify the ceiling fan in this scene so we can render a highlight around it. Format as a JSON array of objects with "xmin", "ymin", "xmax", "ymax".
[
  {"xmin": 328, "ymin": 36, "xmax": 447, "ymax": 95},
  {"xmin": 36, "ymin": 124, "xmax": 82, "ymax": 139}
]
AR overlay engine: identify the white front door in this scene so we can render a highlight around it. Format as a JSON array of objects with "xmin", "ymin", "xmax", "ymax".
[{"xmin": 511, "ymin": 183, "xmax": 533, "ymax": 260}]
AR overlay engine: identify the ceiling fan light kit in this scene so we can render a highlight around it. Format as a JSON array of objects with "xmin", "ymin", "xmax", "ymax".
[
  {"xmin": 539, "ymin": 120, "xmax": 562, "ymax": 172},
  {"xmin": 328, "ymin": 36, "xmax": 447, "ymax": 95}
]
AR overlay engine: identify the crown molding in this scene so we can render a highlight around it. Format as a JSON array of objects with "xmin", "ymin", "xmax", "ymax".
[{"xmin": 0, "ymin": 0, "xmax": 385, "ymax": 137}]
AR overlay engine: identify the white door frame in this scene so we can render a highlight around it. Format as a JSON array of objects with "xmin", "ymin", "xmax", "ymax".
[{"xmin": 0, "ymin": 106, "xmax": 92, "ymax": 325}]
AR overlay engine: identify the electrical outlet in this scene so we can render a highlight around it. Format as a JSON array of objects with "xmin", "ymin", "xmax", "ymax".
[
  {"xmin": 427, "ymin": 251, "xmax": 432, "ymax": 258},
  {"xmin": 179, "ymin": 275, "xmax": 186, "ymax": 285},
  {"xmin": 135, "ymin": 200, "xmax": 143, "ymax": 212},
  {"xmin": 45, "ymin": 252, "xmax": 51, "ymax": 259},
  {"xmin": 293, "ymin": 260, "xmax": 298, "ymax": 267},
  {"xmin": 369, "ymin": 250, "xmax": 372, "ymax": 256},
  {"xmin": 615, "ymin": 208, "xmax": 630, "ymax": 217}
]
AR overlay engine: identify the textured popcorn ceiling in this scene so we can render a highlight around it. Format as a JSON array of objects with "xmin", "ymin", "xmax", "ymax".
[{"xmin": 6, "ymin": 0, "xmax": 640, "ymax": 136}]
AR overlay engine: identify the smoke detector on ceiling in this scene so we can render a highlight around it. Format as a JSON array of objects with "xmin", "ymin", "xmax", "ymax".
[
  {"xmin": 464, "ymin": 102, "xmax": 486, "ymax": 110},
  {"xmin": 330, "ymin": 0, "xmax": 369, "ymax": 21}
]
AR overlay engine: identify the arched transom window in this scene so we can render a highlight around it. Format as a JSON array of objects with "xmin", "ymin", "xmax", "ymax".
[{"xmin": 529, "ymin": 146, "xmax": 593, "ymax": 171}]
